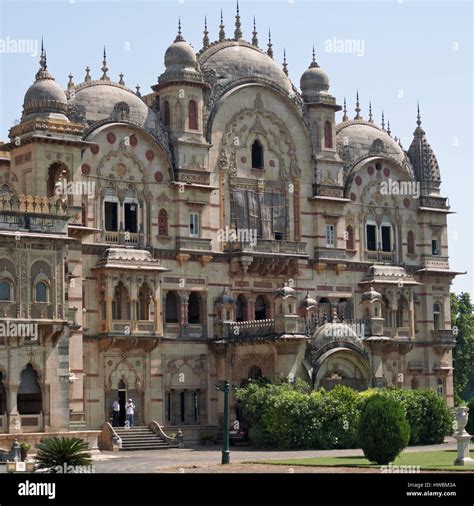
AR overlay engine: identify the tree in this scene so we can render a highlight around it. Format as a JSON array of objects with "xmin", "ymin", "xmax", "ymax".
[{"xmin": 451, "ymin": 292, "xmax": 474, "ymax": 401}]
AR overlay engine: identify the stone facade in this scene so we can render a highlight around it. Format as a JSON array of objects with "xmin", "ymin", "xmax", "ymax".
[{"xmin": 0, "ymin": 16, "xmax": 460, "ymax": 439}]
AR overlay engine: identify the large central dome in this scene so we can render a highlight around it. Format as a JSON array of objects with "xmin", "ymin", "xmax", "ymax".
[{"xmin": 199, "ymin": 41, "xmax": 293, "ymax": 95}]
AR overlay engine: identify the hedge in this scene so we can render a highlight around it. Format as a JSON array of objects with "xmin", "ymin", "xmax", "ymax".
[{"xmin": 235, "ymin": 381, "xmax": 453, "ymax": 450}]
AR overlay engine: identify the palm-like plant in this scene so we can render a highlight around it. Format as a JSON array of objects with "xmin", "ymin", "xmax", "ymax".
[{"xmin": 35, "ymin": 437, "xmax": 92, "ymax": 473}]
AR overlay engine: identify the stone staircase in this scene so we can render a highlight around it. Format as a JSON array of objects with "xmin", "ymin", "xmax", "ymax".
[{"xmin": 114, "ymin": 425, "xmax": 179, "ymax": 451}]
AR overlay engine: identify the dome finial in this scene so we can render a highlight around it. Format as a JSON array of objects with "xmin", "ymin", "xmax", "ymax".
[
  {"xmin": 203, "ymin": 16, "xmax": 210, "ymax": 49},
  {"xmin": 354, "ymin": 90, "xmax": 361, "ymax": 119},
  {"xmin": 381, "ymin": 110, "xmax": 385, "ymax": 130},
  {"xmin": 219, "ymin": 10, "xmax": 226, "ymax": 41},
  {"xmin": 387, "ymin": 119, "xmax": 391, "ymax": 136},
  {"xmin": 39, "ymin": 37, "xmax": 46, "ymax": 71},
  {"xmin": 84, "ymin": 66, "xmax": 92, "ymax": 83},
  {"xmin": 252, "ymin": 16, "xmax": 258, "ymax": 46},
  {"xmin": 234, "ymin": 0, "xmax": 242, "ymax": 40},
  {"xmin": 67, "ymin": 73, "xmax": 74, "ymax": 89},
  {"xmin": 342, "ymin": 97, "xmax": 348, "ymax": 121},
  {"xmin": 118, "ymin": 72, "xmax": 125, "ymax": 85},
  {"xmin": 101, "ymin": 46, "xmax": 110, "ymax": 81},
  {"xmin": 282, "ymin": 49, "xmax": 288, "ymax": 76},
  {"xmin": 416, "ymin": 101, "xmax": 422, "ymax": 127},
  {"xmin": 368, "ymin": 101, "xmax": 373, "ymax": 123},
  {"xmin": 175, "ymin": 18, "xmax": 184, "ymax": 42},
  {"xmin": 135, "ymin": 84, "xmax": 141, "ymax": 97},
  {"xmin": 309, "ymin": 45, "xmax": 319, "ymax": 68},
  {"xmin": 267, "ymin": 29, "xmax": 273, "ymax": 58}
]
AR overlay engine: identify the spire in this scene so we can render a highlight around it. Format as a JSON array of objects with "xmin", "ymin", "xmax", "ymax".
[
  {"xmin": 234, "ymin": 0, "xmax": 242, "ymax": 40},
  {"xmin": 101, "ymin": 46, "xmax": 110, "ymax": 81},
  {"xmin": 118, "ymin": 72, "xmax": 125, "ymax": 85},
  {"xmin": 342, "ymin": 97, "xmax": 348, "ymax": 121},
  {"xmin": 368, "ymin": 101, "xmax": 373, "ymax": 123},
  {"xmin": 267, "ymin": 29, "xmax": 273, "ymax": 58},
  {"xmin": 282, "ymin": 49, "xmax": 288, "ymax": 76},
  {"xmin": 252, "ymin": 16, "xmax": 258, "ymax": 46},
  {"xmin": 135, "ymin": 85, "xmax": 141, "ymax": 97},
  {"xmin": 354, "ymin": 90, "xmax": 361, "ymax": 119},
  {"xmin": 219, "ymin": 10, "xmax": 226, "ymax": 41},
  {"xmin": 381, "ymin": 110, "xmax": 385, "ymax": 130},
  {"xmin": 35, "ymin": 38, "xmax": 50, "ymax": 80},
  {"xmin": 387, "ymin": 120, "xmax": 391, "ymax": 136},
  {"xmin": 416, "ymin": 101, "xmax": 422, "ymax": 127},
  {"xmin": 309, "ymin": 45, "xmax": 319, "ymax": 68},
  {"xmin": 67, "ymin": 73, "xmax": 74, "ymax": 89},
  {"xmin": 175, "ymin": 18, "xmax": 184, "ymax": 42},
  {"xmin": 203, "ymin": 16, "xmax": 210, "ymax": 49},
  {"xmin": 84, "ymin": 66, "xmax": 92, "ymax": 83}
]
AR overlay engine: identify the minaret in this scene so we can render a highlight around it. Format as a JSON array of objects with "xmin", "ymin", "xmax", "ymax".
[
  {"xmin": 354, "ymin": 90, "xmax": 361, "ymax": 119},
  {"xmin": 342, "ymin": 97, "xmax": 348, "ymax": 121},
  {"xmin": 251, "ymin": 17, "xmax": 258, "ymax": 46},
  {"xmin": 267, "ymin": 30, "xmax": 273, "ymax": 58},
  {"xmin": 368, "ymin": 101, "xmax": 373, "ymax": 123},
  {"xmin": 203, "ymin": 16, "xmax": 210, "ymax": 49},
  {"xmin": 101, "ymin": 47, "xmax": 110, "ymax": 81},
  {"xmin": 234, "ymin": 1, "xmax": 242, "ymax": 40},
  {"xmin": 219, "ymin": 10, "xmax": 226, "ymax": 41},
  {"xmin": 282, "ymin": 49, "xmax": 288, "ymax": 76}
]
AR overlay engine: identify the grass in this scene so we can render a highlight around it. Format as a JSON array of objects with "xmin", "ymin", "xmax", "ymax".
[{"xmin": 257, "ymin": 450, "xmax": 474, "ymax": 472}]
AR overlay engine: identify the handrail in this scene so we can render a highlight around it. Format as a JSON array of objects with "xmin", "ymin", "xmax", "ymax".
[
  {"xmin": 149, "ymin": 421, "xmax": 180, "ymax": 446},
  {"xmin": 101, "ymin": 422, "xmax": 122, "ymax": 451}
]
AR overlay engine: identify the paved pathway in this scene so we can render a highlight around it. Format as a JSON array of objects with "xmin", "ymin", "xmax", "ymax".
[{"xmin": 92, "ymin": 439, "xmax": 459, "ymax": 473}]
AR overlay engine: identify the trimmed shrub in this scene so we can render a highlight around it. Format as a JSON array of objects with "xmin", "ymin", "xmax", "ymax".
[
  {"xmin": 466, "ymin": 397, "xmax": 474, "ymax": 436},
  {"xmin": 358, "ymin": 395, "xmax": 410, "ymax": 464}
]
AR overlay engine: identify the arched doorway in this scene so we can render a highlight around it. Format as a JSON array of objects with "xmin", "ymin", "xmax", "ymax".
[
  {"xmin": 236, "ymin": 295, "xmax": 247, "ymax": 322},
  {"xmin": 165, "ymin": 291, "xmax": 179, "ymax": 323},
  {"xmin": 117, "ymin": 379, "xmax": 127, "ymax": 426},
  {"xmin": 188, "ymin": 292, "xmax": 201, "ymax": 324},
  {"xmin": 255, "ymin": 295, "xmax": 267, "ymax": 320},
  {"xmin": 17, "ymin": 364, "xmax": 42, "ymax": 414}
]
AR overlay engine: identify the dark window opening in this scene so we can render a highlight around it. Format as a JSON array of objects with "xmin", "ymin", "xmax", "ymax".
[
  {"xmin": 324, "ymin": 121, "xmax": 333, "ymax": 148},
  {"xmin": 346, "ymin": 226, "xmax": 354, "ymax": 250},
  {"xmin": 407, "ymin": 231, "xmax": 415, "ymax": 255},
  {"xmin": 158, "ymin": 209, "xmax": 168, "ymax": 236},
  {"xmin": 236, "ymin": 295, "xmax": 246, "ymax": 322},
  {"xmin": 17, "ymin": 364, "xmax": 42, "ymax": 415},
  {"xmin": 165, "ymin": 292, "xmax": 179, "ymax": 323},
  {"xmin": 251, "ymin": 140, "xmax": 264, "ymax": 169},
  {"xmin": 35, "ymin": 282, "xmax": 48, "ymax": 302},
  {"xmin": 180, "ymin": 391, "xmax": 185, "ymax": 423},
  {"xmin": 274, "ymin": 232, "xmax": 284, "ymax": 240},
  {"xmin": 0, "ymin": 281, "xmax": 11, "ymax": 301},
  {"xmin": 188, "ymin": 100, "xmax": 198, "ymax": 130},
  {"xmin": 366, "ymin": 224, "xmax": 376, "ymax": 251},
  {"xmin": 432, "ymin": 239, "xmax": 440, "ymax": 256},
  {"xmin": 163, "ymin": 100, "xmax": 170, "ymax": 126},
  {"xmin": 124, "ymin": 202, "xmax": 138, "ymax": 233},
  {"xmin": 381, "ymin": 225, "xmax": 391, "ymax": 252},
  {"xmin": 188, "ymin": 292, "xmax": 200, "ymax": 324},
  {"xmin": 248, "ymin": 366, "xmax": 263, "ymax": 381},
  {"xmin": 105, "ymin": 202, "xmax": 118, "ymax": 231},
  {"xmin": 193, "ymin": 391, "xmax": 199, "ymax": 422},
  {"xmin": 255, "ymin": 295, "xmax": 267, "ymax": 320}
]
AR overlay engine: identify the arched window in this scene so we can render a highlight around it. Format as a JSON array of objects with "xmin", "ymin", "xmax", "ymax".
[
  {"xmin": 346, "ymin": 225, "xmax": 354, "ymax": 250},
  {"xmin": 158, "ymin": 209, "xmax": 168, "ymax": 237},
  {"xmin": 407, "ymin": 230, "xmax": 415, "ymax": 255},
  {"xmin": 432, "ymin": 233, "xmax": 440, "ymax": 256},
  {"xmin": 112, "ymin": 282, "xmax": 129, "ymax": 320},
  {"xmin": 255, "ymin": 295, "xmax": 267, "ymax": 320},
  {"xmin": 188, "ymin": 100, "xmax": 198, "ymax": 130},
  {"xmin": 35, "ymin": 282, "xmax": 48, "ymax": 303},
  {"xmin": 236, "ymin": 295, "xmax": 247, "ymax": 322},
  {"xmin": 165, "ymin": 291, "xmax": 179, "ymax": 323},
  {"xmin": 436, "ymin": 378, "xmax": 444, "ymax": 397},
  {"xmin": 248, "ymin": 366, "xmax": 263, "ymax": 381},
  {"xmin": 396, "ymin": 296, "xmax": 407, "ymax": 328},
  {"xmin": 433, "ymin": 303, "xmax": 441, "ymax": 330},
  {"xmin": 138, "ymin": 284, "xmax": 152, "ymax": 321},
  {"xmin": 251, "ymin": 140, "xmax": 264, "ymax": 170},
  {"xmin": 324, "ymin": 121, "xmax": 333, "ymax": 148},
  {"xmin": 0, "ymin": 280, "xmax": 11, "ymax": 301},
  {"xmin": 17, "ymin": 364, "xmax": 42, "ymax": 415},
  {"xmin": 188, "ymin": 292, "xmax": 201, "ymax": 324},
  {"xmin": 104, "ymin": 186, "xmax": 119, "ymax": 232},
  {"xmin": 47, "ymin": 162, "xmax": 69, "ymax": 199},
  {"xmin": 163, "ymin": 100, "xmax": 170, "ymax": 126},
  {"xmin": 366, "ymin": 220, "xmax": 377, "ymax": 251},
  {"xmin": 381, "ymin": 222, "xmax": 392, "ymax": 252}
]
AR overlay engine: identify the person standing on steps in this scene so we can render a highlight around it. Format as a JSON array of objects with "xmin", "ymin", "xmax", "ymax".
[
  {"xmin": 112, "ymin": 397, "xmax": 120, "ymax": 427},
  {"xmin": 125, "ymin": 398, "xmax": 135, "ymax": 427}
]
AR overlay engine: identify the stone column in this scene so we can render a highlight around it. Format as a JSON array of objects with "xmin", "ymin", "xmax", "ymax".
[
  {"xmin": 7, "ymin": 385, "xmax": 21, "ymax": 434},
  {"xmin": 247, "ymin": 298, "xmax": 255, "ymax": 321},
  {"xmin": 179, "ymin": 292, "xmax": 189, "ymax": 338},
  {"xmin": 105, "ymin": 296, "xmax": 112, "ymax": 332}
]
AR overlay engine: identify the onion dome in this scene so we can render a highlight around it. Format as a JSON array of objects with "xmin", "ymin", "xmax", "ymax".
[
  {"xmin": 300, "ymin": 291, "xmax": 317, "ymax": 310},
  {"xmin": 160, "ymin": 20, "xmax": 202, "ymax": 86},
  {"xmin": 275, "ymin": 283, "xmax": 296, "ymax": 299},
  {"xmin": 362, "ymin": 285, "xmax": 382, "ymax": 302},
  {"xmin": 215, "ymin": 287, "xmax": 235, "ymax": 305},
  {"xmin": 407, "ymin": 104, "xmax": 441, "ymax": 190},
  {"xmin": 300, "ymin": 47, "xmax": 329, "ymax": 101},
  {"xmin": 22, "ymin": 43, "xmax": 68, "ymax": 121}
]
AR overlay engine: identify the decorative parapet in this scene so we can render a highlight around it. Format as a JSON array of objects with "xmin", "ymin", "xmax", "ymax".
[
  {"xmin": 419, "ymin": 195, "xmax": 450, "ymax": 210},
  {"xmin": 175, "ymin": 237, "xmax": 212, "ymax": 252},
  {"xmin": 228, "ymin": 239, "xmax": 307, "ymax": 256}
]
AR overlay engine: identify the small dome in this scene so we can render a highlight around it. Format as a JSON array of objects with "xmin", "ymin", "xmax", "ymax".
[
  {"xmin": 275, "ymin": 283, "xmax": 296, "ymax": 299},
  {"xmin": 313, "ymin": 322, "xmax": 360, "ymax": 341},
  {"xmin": 22, "ymin": 62, "xmax": 68, "ymax": 121},
  {"xmin": 362, "ymin": 285, "xmax": 382, "ymax": 302},
  {"xmin": 300, "ymin": 52, "xmax": 330, "ymax": 102},
  {"xmin": 165, "ymin": 40, "xmax": 197, "ymax": 68},
  {"xmin": 301, "ymin": 292, "xmax": 317, "ymax": 310},
  {"xmin": 215, "ymin": 288, "xmax": 235, "ymax": 305}
]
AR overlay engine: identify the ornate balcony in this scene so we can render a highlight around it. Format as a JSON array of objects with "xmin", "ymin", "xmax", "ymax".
[
  {"xmin": 103, "ymin": 231, "xmax": 139, "ymax": 246},
  {"xmin": 215, "ymin": 319, "xmax": 276, "ymax": 342},
  {"xmin": 228, "ymin": 239, "xmax": 307, "ymax": 256},
  {"xmin": 431, "ymin": 329, "xmax": 456, "ymax": 353},
  {"xmin": 420, "ymin": 256, "xmax": 450, "ymax": 271},
  {"xmin": 314, "ymin": 247, "xmax": 347, "ymax": 262},
  {"xmin": 364, "ymin": 250, "xmax": 397, "ymax": 264},
  {"xmin": 175, "ymin": 237, "xmax": 212, "ymax": 252}
]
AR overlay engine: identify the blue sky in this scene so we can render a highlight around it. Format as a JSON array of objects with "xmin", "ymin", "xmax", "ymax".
[{"xmin": 0, "ymin": 0, "xmax": 472, "ymax": 294}]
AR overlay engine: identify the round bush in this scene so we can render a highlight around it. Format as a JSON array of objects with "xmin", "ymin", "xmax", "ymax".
[{"xmin": 358, "ymin": 395, "xmax": 410, "ymax": 464}]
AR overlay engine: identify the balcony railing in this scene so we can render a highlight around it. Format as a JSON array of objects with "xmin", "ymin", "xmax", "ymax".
[
  {"xmin": 421, "ymin": 256, "xmax": 449, "ymax": 270},
  {"xmin": 20, "ymin": 412, "xmax": 43, "ymax": 431},
  {"xmin": 431, "ymin": 329, "xmax": 456, "ymax": 345},
  {"xmin": 407, "ymin": 360, "xmax": 424, "ymax": 371},
  {"xmin": 108, "ymin": 320, "xmax": 156, "ymax": 335},
  {"xmin": 175, "ymin": 237, "xmax": 212, "ymax": 252},
  {"xmin": 217, "ymin": 319, "xmax": 275, "ymax": 339},
  {"xmin": 104, "ymin": 231, "xmax": 139, "ymax": 245},
  {"xmin": 228, "ymin": 240, "xmax": 307, "ymax": 256},
  {"xmin": 314, "ymin": 247, "xmax": 347, "ymax": 261},
  {"xmin": 364, "ymin": 250, "xmax": 397, "ymax": 263}
]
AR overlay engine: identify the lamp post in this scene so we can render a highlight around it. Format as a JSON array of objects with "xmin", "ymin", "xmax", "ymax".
[{"xmin": 216, "ymin": 380, "xmax": 235, "ymax": 465}]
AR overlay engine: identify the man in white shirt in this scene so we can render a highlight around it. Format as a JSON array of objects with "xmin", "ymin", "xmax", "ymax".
[
  {"xmin": 112, "ymin": 397, "xmax": 120, "ymax": 427},
  {"xmin": 125, "ymin": 399, "xmax": 135, "ymax": 427}
]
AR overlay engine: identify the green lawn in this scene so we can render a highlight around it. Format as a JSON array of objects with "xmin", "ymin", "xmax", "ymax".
[{"xmin": 257, "ymin": 450, "xmax": 474, "ymax": 471}]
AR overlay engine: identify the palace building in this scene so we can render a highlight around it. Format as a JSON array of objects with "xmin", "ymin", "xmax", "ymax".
[{"xmin": 0, "ymin": 10, "xmax": 460, "ymax": 445}]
